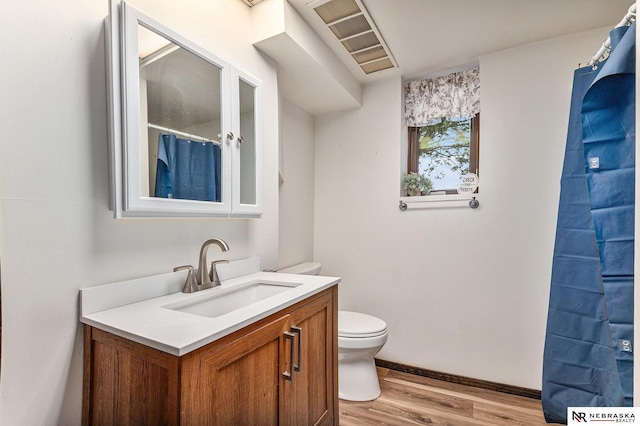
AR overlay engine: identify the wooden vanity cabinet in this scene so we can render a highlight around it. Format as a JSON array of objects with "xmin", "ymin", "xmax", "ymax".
[{"xmin": 82, "ymin": 286, "xmax": 338, "ymax": 426}]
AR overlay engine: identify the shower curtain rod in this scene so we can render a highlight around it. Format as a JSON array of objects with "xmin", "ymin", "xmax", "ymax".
[
  {"xmin": 588, "ymin": 3, "xmax": 636, "ymax": 66},
  {"xmin": 147, "ymin": 123, "xmax": 221, "ymax": 145}
]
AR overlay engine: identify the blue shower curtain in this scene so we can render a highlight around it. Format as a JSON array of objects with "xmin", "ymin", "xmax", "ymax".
[
  {"xmin": 154, "ymin": 134, "xmax": 221, "ymax": 202},
  {"xmin": 542, "ymin": 23, "xmax": 635, "ymax": 424}
]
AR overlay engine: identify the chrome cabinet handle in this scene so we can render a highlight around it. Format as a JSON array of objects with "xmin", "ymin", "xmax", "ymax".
[
  {"xmin": 227, "ymin": 131, "xmax": 234, "ymax": 141},
  {"xmin": 283, "ymin": 331, "xmax": 295, "ymax": 382},
  {"xmin": 237, "ymin": 135, "xmax": 244, "ymax": 145},
  {"xmin": 291, "ymin": 326, "xmax": 302, "ymax": 373}
]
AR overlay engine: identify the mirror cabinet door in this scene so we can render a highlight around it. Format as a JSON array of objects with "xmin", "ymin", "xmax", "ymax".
[
  {"xmin": 116, "ymin": 2, "xmax": 236, "ymax": 217},
  {"xmin": 232, "ymin": 69, "xmax": 262, "ymax": 216}
]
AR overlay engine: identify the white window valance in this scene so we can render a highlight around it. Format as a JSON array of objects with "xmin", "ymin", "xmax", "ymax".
[{"xmin": 404, "ymin": 68, "xmax": 480, "ymax": 126}]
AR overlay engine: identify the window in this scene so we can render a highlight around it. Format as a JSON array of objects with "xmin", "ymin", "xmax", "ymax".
[
  {"xmin": 408, "ymin": 114, "xmax": 479, "ymax": 194},
  {"xmin": 404, "ymin": 67, "xmax": 480, "ymax": 197}
]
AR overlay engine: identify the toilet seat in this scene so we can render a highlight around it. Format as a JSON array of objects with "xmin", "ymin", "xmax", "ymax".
[{"xmin": 338, "ymin": 311, "xmax": 387, "ymax": 338}]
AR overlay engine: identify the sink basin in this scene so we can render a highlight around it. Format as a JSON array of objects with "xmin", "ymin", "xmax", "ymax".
[{"xmin": 163, "ymin": 281, "xmax": 300, "ymax": 318}]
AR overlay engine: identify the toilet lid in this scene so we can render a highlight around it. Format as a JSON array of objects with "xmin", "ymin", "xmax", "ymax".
[{"xmin": 338, "ymin": 311, "xmax": 387, "ymax": 338}]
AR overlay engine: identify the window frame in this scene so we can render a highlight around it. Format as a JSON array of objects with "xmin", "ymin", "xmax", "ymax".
[{"xmin": 407, "ymin": 113, "xmax": 480, "ymax": 195}]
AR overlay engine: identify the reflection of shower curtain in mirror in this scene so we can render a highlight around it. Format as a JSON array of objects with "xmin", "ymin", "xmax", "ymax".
[
  {"xmin": 154, "ymin": 134, "xmax": 221, "ymax": 202},
  {"xmin": 542, "ymin": 22, "xmax": 635, "ymax": 424}
]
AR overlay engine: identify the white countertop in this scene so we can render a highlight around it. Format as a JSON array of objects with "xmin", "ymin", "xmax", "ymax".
[{"xmin": 79, "ymin": 258, "xmax": 340, "ymax": 356}]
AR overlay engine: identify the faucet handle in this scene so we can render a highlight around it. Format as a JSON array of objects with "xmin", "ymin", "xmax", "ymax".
[
  {"xmin": 174, "ymin": 265, "xmax": 199, "ymax": 293},
  {"xmin": 209, "ymin": 259, "xmax": 230, "ymax": 285}
]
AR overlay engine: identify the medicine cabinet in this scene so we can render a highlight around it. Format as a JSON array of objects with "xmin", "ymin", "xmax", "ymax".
[{"xmin": 106, "ymin": 1, "xmax": 262, "ymax": 218}]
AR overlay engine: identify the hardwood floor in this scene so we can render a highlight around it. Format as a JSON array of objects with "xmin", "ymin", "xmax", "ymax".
[{"xmin": 339, "ymin": 368, "xmax": 561, "ymax": 425}]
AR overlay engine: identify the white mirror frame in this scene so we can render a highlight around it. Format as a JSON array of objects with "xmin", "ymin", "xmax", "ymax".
[{"xmin": 106, "ymin": 1, "xmax": 245, "ymax": 218}]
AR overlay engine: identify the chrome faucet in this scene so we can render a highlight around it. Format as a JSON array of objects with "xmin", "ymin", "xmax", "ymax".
[{"xmin": 197, "ymin": 238, "xmax": 230, "ymax": 289}]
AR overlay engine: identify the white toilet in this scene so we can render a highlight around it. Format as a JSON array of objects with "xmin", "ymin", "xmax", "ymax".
[{"xmin": 278, "ymin": 262, "xmax": 388, "ymax": 402}]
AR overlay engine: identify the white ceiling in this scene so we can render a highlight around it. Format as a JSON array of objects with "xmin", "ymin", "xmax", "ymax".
[{"xmin": 287, "ymin": 0, "xmax": 635, "ymax": 83}]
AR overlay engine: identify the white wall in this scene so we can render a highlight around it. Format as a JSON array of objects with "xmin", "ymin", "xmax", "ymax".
[
  {"xmin": 314, "ymin": 27, "xmax": 610, "ymax": 390},
  {"xmin": 0, "ymin": 0, "xmax": 279, "ymax": 424},
  {"xmin": 278, "ymin": 98, "xmax": 316, "ymax": 269}
]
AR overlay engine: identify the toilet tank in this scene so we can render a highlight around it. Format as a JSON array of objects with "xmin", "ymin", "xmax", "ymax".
[{"xmin": 278, "ymin": 262, "xmax": 321, "ymax": 275}]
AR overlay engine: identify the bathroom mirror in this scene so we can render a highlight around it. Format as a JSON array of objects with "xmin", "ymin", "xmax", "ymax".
[
  {"xmin": 139, "ymin": 25, "xmax": 224, "ymax": 202},
  {"xmin": 107, "ymin": 1, "xmax": 261, "ymax": 218}
]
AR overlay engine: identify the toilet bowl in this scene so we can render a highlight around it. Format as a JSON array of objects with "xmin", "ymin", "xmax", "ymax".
[
  {"xmin": 337, "ymin": 311, "xmax": 388, "ymax": 401},
  {"xmin": 278, "ymin": 262, "xmax": 388, "ymax": 402}
]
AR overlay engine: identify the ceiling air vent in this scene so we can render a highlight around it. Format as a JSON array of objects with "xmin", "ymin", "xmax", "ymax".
[{"xmin": 309, "ymin": 0, "xmax": 396, "ymax": 74}]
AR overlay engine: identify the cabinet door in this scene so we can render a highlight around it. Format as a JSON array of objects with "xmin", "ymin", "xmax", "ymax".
[
  {"xmin": 230, "ymin": 66, "xmax": 262, "ymax": 217},
  {"xmin": 282, "ymin": 290, "xmax": 338, "ymax": 426},
  {"xmin": 181, "ymin": 315, "xmax": 291, "ymax": 425},
  {"xmin": 83, "ymin": 326, "xmax": 181, "ymax": 426},
  {"xmin": 115, "ymin": 2, "xmax": 234, "ymax": 218}
]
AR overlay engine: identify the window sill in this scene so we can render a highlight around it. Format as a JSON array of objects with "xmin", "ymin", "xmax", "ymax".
[{"xmin": 399, "ymin": 194, "xmax": 479, "ymax": 210}]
